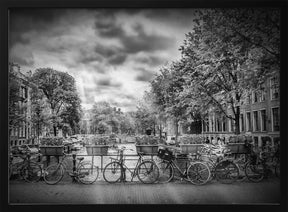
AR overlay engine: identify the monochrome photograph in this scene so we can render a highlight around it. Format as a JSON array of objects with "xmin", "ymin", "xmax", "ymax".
[{"xmin": 8, "ymin": 8, "xmax": 280, "ymax": 205}]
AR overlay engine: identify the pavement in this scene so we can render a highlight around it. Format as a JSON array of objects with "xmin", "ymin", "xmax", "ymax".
[{"xmin": 9, "ymin": 176, "xmax": 280, "ymax": 204}]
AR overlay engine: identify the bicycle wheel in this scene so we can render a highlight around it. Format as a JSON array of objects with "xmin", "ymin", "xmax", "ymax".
[
  {"xmin": 43, "ymin": 163, "xmax": 64, "ymax": 185},
  {"xmin": 244, "ymin": 162, "xmax": 265, "ymax": 182},
  {"xmin": 137, "ymin": 161, "xmax": 159, "ymax": 184},
  {"xmin": 187, "ymin": 161, "xmax": 211, "ymax": 185},
  {"xmin": 215, "ymin": 160, "xmax": 239, "ymax": 184},
  {"xmin": 77, "ymin": 162, "xmax": 99, "ymax": 184},
  {"xmin": 9, "ymin": 163, "xmax": 20, "ymax": 181},
  {"xmin": 157, "ymin": 160, "xmax": 174, "ymax": 183},
  {"xmin": 9, "ymin": 165, "xmax": 12, "ymax": 180},
  {"xmin": 21, "ymin": 161, "xmax": 42, "ymax": 183},
  {"xmin": 236, "ymin": 163, "xmax": 247, "ymax": 182},
  {"xmin": 103, "ymin": 161, "xmax": 122, "ymax": 183}
]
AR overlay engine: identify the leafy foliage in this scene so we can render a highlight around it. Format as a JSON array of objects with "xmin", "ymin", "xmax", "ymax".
[
  {"xmin": 40, "ymin": 137, "xmax": 64, "ymax": 146},
  {"xmin": 135, "ymin": 135, "xmax": 165, "ymax": 145},
  {"xmin": 89, "ymin": 101, "xmax": 135, "ymax": 135},
  {"xmin": 31, "ymin": 68, "xmax": 82, "ymax": 136},
  {"xmin": 150, "ymin": 8, "xmax": 280, "ymax": 134}
]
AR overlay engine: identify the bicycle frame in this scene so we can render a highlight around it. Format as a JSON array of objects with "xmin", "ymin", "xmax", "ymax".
[
  {"xmin": 51, "ymin": 154, "xmax": 83, "ymax": 176},
  {"xmin": 10, "ymin": 154, "xmax": 35, "ymax": 176},
  {"xmin": 109, "ymin": 148, "xmax": 151, "ymax": 182},
  {"xmin": 164, "ymin": 156, "xmax": 191, "ymax": 181},
  {"xmin": 118, "ymin": 157, "xmax": 143, "ymax": 182}
]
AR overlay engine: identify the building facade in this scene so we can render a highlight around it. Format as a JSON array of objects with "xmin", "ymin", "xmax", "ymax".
[
  {"xmin": 164, "ymin": 76, "xmax": 280, "ymax": 147},
  {"xmin": 200, "ymin": 76, "xmax": 280, "ymax": 147},
  {"xmin": 9, "ymin": 65, "xmax": 36, "ymax": 146}
]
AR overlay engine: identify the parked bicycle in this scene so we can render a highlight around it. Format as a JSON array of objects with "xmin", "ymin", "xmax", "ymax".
[
  {"xmin": 244, "ymin": 148, "xmax": 280, "ymax": 182},
  {"xmin": 9, "ymin": 151, "xmax": 42, "ymax": 183},
  {"xmin": 198, "ymin": 144, "xmax": 239, "ymax": 184},
  {"xmin": 229, "ymin": 154, "xmax": 247, "ymax": 182},
  {"xmin": 156, "ymin": 146, "xmax": 211, "ymax": 185},
  {"xmin": 43, "ymin": 152, "xmax": 99, "ymax": 185},
  {"xmin": 102, "ymin": 146, "xmax": 160, "ymax": 184}
]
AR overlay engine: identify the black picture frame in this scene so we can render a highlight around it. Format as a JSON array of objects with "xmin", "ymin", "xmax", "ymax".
[{"xmin": 1, "ymin": 0, "xmax": 287, "ymax": 212}]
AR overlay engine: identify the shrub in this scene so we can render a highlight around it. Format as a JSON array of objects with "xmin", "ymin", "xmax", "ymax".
[
  {"xmin": 135, "ymin": 135, "xmax": 165, "ymax": 145},
  {"xmin": 228, "ymin": 135, "xmax": 252, "ymax": 143},
  {"xmin": 40, "ymin": 137, "xmax": 64, "ymax": 146},
  {"xmin": 178, "ymin": 134, "xmax": 205, "ymax": 144},
  {"xmin": 91, "ymin": 135, "xmax": 109, "ymax": 145}
]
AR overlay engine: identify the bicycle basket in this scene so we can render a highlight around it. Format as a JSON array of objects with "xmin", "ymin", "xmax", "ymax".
[{"xmin": 157, "ymin": 148, "xmax": 174, "ymax": 161}]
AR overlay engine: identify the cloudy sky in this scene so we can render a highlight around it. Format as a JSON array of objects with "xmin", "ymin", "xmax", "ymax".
[{"xmin": 9, "ymin": 9, "xmax": 197, "ymax": 112}]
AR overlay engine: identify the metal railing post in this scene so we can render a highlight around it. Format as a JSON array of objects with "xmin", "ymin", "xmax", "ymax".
[{"xmin": 72, "ymin": 153, "xmax": 77, "ymax": 182}]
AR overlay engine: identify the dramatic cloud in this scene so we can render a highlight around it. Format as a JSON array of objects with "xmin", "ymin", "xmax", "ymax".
[
  {"xmin": 9, "ymin": 9, "xmax": 68, "ymax": 47},
  {"xmin": 108, "ymin": 53, "xmax": 127, "ymax": 65},
  {"xmin": 135, "ymin": 67, "xmax": 155, "ymax": 82},
  {"xmin": 135, "ymin": 55, "xmax": 167, "ymax": 66},
  {"xmin": 94, "ymin": 15, "xmax": 176, "ymax": 54},
  {"xmin": 9, "ymin": 9, "xmax": 196, "ymax": 112}
]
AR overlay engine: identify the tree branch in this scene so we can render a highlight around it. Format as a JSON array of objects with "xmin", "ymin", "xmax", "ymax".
[
  {"xmin": 231, "ymin": 27, "xmax": 280, "ymax": 59},
  {"xmin": 199, "ymin": 83, "xmax": 233, "ymax": 120}
]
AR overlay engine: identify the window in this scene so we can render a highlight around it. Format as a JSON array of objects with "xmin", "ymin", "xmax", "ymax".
[
  {"xmin": 253, "ymin": 111, "xmax": 260, "ymax": 131},
  {"xmin": 254, "ymin": 136, "xmax": 259, "ymax": 147},
  {"xmin": 24, "ymin": 124, "xmax": 26, "ymax": 138},
  {"xmin": 246, "ymin": 112, "xmax": 252, "ymax": 131},
  {"xmin": 246, "ymin": 93, "xmax": 252, "ymax": 104},
  {"xmin": 222, "ymin": 117, "xmax": 226, "ymax": 132},
  {"xmin": 231, "ymin": 119, "xmax": 235, "ymax": 132},
  {"xmin": 260, "ymin": 87, "xmax": 266, "ymax": 102},
  {"xmin": 272, "ymin": 107, "xmax": 280, "ymax": 131},
  {"xmin": 260, "ymin": 110, "xmax": 267, "ymax": 131},
  {"xmin": 253, "ymin": 91, "xmax": 258, "ymax": 103},
  {"xmin": 270, "ymin": 77, "xmax": 279, "ymax": 100},
  {"xmin": 240, "ymin": 114, "xmax": 245, "ymax": 132},
  {"xmin": 217, "ymin": 119, "xmax": 222, "ymax": 132},
  {"xmin": 228, "ymin": 118, "xmax": 234, "ymax": 132},
  {"xmin": 204, "ymin": 118, "xmax": 209, "ymax": 132}
]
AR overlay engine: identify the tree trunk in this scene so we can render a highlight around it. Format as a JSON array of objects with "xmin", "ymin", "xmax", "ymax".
[
  {"xmin": 53, "ymin": 126, "xmax": 57, "ymax": 136},
  {"xmin": 175, "ymin": 119, "xmax": 179, "ymax": 142},
  {"xmin": 159, "ymin": 122, "xmax": 162, "ymax": 139},
  {"xmin": 235, "ymin": 106, "xmax": 240, "ymax": 134}
]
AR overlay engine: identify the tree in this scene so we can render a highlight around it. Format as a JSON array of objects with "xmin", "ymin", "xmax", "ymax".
[
  {"xmin": 150, "ymin": 62, "xmax": 194, "ymax": 138},
  {"xmin": 30, "ymin": 86, "xmax": 51, "ymax": 142},
  {"xmin": 119, "ymin": 112, "xmax": 136, "ymax": 135},
  {"xmin": 60, "ymin": 104, "xmax": 82, "ymax": 136},
  {"xmin": 31, "ymin": 68, "xmax": 82, "ymax": 136},
  {"xmin": 178, "ymin": 8, "xmax": 280, "ymax": 134},
  {"xmin": 133, "ymin": 92, "xmax": 165, "ymax": 136}
]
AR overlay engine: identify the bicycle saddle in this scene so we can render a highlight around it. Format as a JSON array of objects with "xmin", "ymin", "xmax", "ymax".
[{"xmin": 77, "ymin": 157, "xmax": 84, "ymax": 161}]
